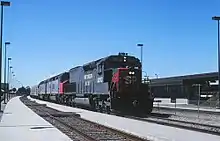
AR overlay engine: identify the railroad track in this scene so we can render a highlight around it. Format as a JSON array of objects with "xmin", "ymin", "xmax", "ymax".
[
  {"xmin": 152, "ymin": 107, "xmax": 220, "ymax": 123},
  {"xmin": 122, "ymin": 113, "xmax": 220, "ymax": 136},
  {"xmin": 20, "ymin": 96, "xmax": 148, "ymax": 141}
]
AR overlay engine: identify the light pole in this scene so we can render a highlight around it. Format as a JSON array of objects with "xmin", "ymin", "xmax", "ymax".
[
  {"xmin": 9, "ymin": 66, "xmax": 11, "ymax": 88},
  {"xmin": 10, "ymin": 70, "xmax": 13, "ymax": 83},
  {"xmin": 7, "ymin": 57, "xmax": 11, "ymax": 100},
  {"xmin": 11, "ymin": 72, "xmax": 14, "ymax": 89},
  {"xmin": 3, "ymin": 41, "xmax": 10, "ymax": 103},
  {"xmin": 137, "ymin": 43, "xmax": 144, "ymax": 81},
  {"xmin": 137, "ymin": 43, "xmax": 144, "ymax": 67},
  {"xmin": 0, "ymin": 1, "xmax": 10, "ymax": 111},
  {"xmin": 212, "ymin": 16, "xmax": 220, "ymax": 108}
]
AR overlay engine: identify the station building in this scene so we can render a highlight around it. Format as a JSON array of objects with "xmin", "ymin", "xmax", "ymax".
[{"xmin": 149, "ymin": 72, "xmax": 219, "ymax": 105}]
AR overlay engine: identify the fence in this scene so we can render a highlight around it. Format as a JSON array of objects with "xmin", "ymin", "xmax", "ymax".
[{"xmin": 153, "ymin": 96, "xmax": 220, "ymax": 120}]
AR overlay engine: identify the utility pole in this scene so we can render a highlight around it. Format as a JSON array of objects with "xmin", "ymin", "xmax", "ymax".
[
  {"xmin": 0, "ymin": 1, "xmax": 11, "ymax": 111},
  {"xmin": 137, "ymin": 43, "xmax": 144, "ymax": 80},
  {"xmin": 3, "ymin": 41, "xmax": 10, "ymax": 103},
  {"xmin": 212, "ymin": 16, "xmax": 220, "ymax": 108},
  {"xmin": 137, "ymin": 43, "xmax": 143, "ymax": 67},
  {"xmin": 7, "ymin": 58, "xmax": 11, "ymax": 100}
]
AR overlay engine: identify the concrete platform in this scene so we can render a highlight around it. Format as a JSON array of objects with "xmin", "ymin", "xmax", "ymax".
[
  {"xmin": 29, "ymin": 96, "xmax": 220, "ymax": 141},
  {"xmin": 0, "ymin": 96, "xmax": 72, "ymax": 141}
]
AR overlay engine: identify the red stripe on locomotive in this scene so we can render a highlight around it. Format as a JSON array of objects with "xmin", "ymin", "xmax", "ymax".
[
  {"xmin": 59, "ymin": 83, "xmax": 64, "ymax": 94},
  {"xmin": 112, "ymin": 68, "xmax": 129, "ymax": 82},
  {"xmin": 111, "ymin": 68, "xmax": 129, "ymax": 91},
  {"xmin": 59, "ymin": 80, "xmax": 68, "ymax": 94}
]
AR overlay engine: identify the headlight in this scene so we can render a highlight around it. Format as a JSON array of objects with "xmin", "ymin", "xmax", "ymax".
[{"xmin": 129, "ymin": 71, "xmax": 135, "ymax": 75}]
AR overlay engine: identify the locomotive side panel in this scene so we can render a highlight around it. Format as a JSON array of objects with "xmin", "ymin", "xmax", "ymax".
[
  {"xmin": 46, "ymin": 81, "xmax": 51, "ymax": 94},
  {"xmin": 38, "ymin": 83, "xmax": 46, "ymax": 95},
  {"xmin": 84, "ymin": 68, "xmax": 103, "ymax": 95},
  {"xmin": 82, "ymin": 60, "xmax": 109, "ymax": 95},
  {"xmin": 50, "ymin": 78, "xmax": 59, "ymax": 94},
  {"xmin": 69, "ymin": 66, "xmax": 84, "ymax": 94},
  {"xmin": 70, "ymin": 66, "xmax": 94, "ymax": 107},
  {"xmin": 38, "ymin": 81, "xmax": 46, "ymax": 100},
  {"xmin": 94, "ymin": 61, "xmax": 110, "ymax": 95},
  {"xmin": 95, "ymin": 83, "xmax": 109, "ymax": 94},
  {"xmin": 83, "ymin": 59, "xmax": 99, "ymax": 95}
]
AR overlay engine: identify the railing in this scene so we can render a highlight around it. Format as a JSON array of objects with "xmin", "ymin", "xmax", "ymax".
[{"xmin": 153, "ymin": 97, "xmax": 220, "ymax": 120}]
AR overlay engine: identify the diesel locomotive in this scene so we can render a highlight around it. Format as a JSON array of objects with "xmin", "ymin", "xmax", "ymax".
[{"xmin": 30, "ymin": 53, "xmax": 154, "ymax": 114}]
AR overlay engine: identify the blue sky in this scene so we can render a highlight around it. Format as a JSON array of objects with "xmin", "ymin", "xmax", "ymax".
[{"xmin": 3, "ymin": 0, "xmax": 220, "ymax": 87}]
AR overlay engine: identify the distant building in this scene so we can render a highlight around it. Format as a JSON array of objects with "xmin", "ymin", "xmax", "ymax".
[{"xmin": 149, "ymin": 72, "xmax": 218, "ymax": 104}]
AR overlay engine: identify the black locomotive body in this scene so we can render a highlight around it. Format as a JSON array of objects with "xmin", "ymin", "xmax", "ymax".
[{"xmin": 31, "ymin": 53, "xmax": 154, "ymax": 114}]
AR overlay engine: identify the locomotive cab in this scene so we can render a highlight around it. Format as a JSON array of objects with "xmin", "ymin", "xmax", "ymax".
[{"xmin": 109, "ymin": 66, "xmax": 153, "ymax": 113}]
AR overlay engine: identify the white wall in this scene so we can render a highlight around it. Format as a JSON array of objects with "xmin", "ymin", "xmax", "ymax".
[{"xmin": 153, "ymin": 98, "xmax": 188, "ymax": 105}]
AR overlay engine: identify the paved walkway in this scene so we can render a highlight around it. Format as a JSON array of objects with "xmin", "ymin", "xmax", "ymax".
[{"xmin": 0, "ymin": 96, "xmax": 72, "ymax": 141}]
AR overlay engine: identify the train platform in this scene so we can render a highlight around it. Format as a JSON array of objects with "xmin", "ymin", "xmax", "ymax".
[
  {"xmin": 0, "ymin": 96, "xmax": 72, "ymax": 141},
  {"xmin": 28, "ymin": 96, "xmax": 220, "ymax": 141}
]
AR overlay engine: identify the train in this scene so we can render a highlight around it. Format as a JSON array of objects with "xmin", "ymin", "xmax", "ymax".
[{"xmin": 30, "ymin": 53, "xmax": 154, "ymax": 114}]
